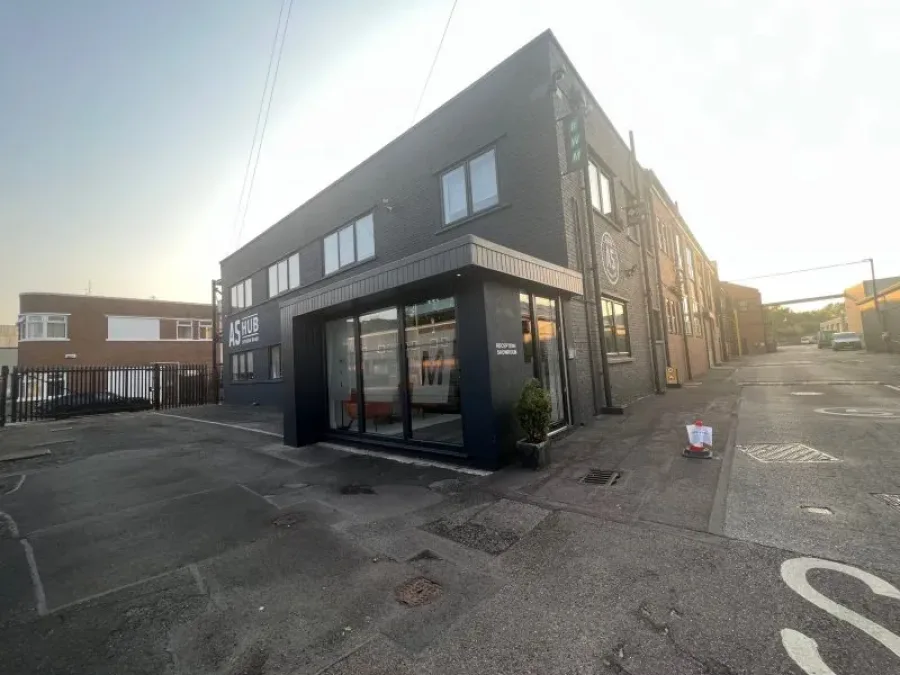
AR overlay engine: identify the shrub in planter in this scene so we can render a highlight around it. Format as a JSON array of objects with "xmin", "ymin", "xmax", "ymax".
[{"xmin": 515, "ymin": 378, "xmax": 553, "ymax": 468}]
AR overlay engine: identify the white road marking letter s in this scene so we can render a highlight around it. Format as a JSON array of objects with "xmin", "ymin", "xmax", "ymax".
[{"xmin": 780, "ymin": 557, "xmax": 900, "ymax": 674}]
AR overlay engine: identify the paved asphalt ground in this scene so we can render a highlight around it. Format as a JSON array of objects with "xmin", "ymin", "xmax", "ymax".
[{"xmin": 0, "ymin": 346, "xmax": 898, "ymax": 674}]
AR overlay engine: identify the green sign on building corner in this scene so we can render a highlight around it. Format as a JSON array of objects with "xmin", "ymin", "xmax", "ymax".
[{"xmin": 563, "ymin": 112, "xmax": 586, "ymax": 174}]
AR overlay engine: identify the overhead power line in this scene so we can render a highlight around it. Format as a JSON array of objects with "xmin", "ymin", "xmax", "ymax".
[
  {"xmin": 726, "ymin": 259, "xmax": 870, "ymax": 283},
  {"xmin": 410, "ymin": 0, "xmax": 459, "ymax": 125},
  {"xmin": 232, "ymin": 0, "xmax": 295, "ymax": 247}
]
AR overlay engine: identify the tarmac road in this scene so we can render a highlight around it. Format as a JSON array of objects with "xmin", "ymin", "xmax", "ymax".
[{"xmin": 0, "ymin": 349, "xmax": 898, "ymax": 674}]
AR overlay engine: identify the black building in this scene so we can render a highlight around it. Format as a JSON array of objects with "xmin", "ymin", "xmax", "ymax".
[{"xmin": 221, "ymin": 30, "xmax": 666, "ymax": 468}]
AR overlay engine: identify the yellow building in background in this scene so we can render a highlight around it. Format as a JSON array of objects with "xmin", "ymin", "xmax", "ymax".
[{"xmin": 843, "ymin": 276, "xmax": 900, "ymax": 333}]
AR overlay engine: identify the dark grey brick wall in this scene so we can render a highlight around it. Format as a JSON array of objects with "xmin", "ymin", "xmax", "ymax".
[
  {"xmin": 221, "ymin": 34, "xmax": 565, "ymax": 320},
  {"xmin": 222, "ymin": 31, "xmax": 664, "ymax": 420},
  {"xmin": 549, "ymin": 40, "xmax": 659, "ymax": 414}
]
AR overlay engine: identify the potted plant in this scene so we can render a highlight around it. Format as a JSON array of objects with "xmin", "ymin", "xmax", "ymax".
[{"xmin": 515, "ymin": 378, "xmax": 553, "ymax": 469}]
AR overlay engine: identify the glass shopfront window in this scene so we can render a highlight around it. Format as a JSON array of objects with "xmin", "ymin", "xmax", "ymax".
[
  {"xmin": 359, "ymin": 308, "xmax": 403, "ymax": 437},
  {"xmin": 326, "ymin": 317, "xmax": 358, "ymax": 430},
  {"xmin": 325, "ymin": 297, "xmax": 463, "ymax": 447},
  {"xmin": 405, "ymin": 298, "xmax": 462, "ymax": 444}
]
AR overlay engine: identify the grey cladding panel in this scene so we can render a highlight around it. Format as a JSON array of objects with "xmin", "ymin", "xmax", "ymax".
[{"xmin": 283, "ymin": 234, "xmax": 582, "ymax": 316}]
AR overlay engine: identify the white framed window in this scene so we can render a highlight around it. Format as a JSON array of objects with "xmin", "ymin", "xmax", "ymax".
[
  {"xmin": 232, "ymin": 351, "xmax": 254, "ymax": 381},
  {"xmin": 588, "ymin": 161, "xmax": 614, "ymax": 216},
  {"xmin": 324, "ymin": 213, "xmax": 375, "ymax": 275},
  {"xmin": 268, "ymin": 252, "xmax": 301, "ymax": 298},
  {"xmin": 176, "ymin": 320, "xmax": 194, "ymax": 340},
  {"xmin": 440, "ymin": 147, "xmax": 499, "ymax": 225},
  {"xmin": 230, "ymin": 277, "xmax": 253, "ymax": 311},
  {"xmin": 19, "ymin": 314, "xmax": 69, "ymax": 341},
  {"xmin": 269, "ymin": 344, "xmax": 282, "ymax": 379},
  {"xmin": 198, "ymin": 321, "xmax": 213, "ymax": 341}
]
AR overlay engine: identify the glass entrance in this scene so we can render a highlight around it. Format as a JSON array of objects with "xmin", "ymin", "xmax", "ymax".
[
  {"xmin": 520, "ymin": 293, "xmax": 567, "ymax": 426},
  {"xmin": 324, "ymin": 296, "xmax": 463, "ymax": 446}
]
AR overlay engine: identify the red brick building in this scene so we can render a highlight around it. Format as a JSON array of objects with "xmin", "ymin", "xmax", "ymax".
[
  {"xmin": 17, "ymin": 293, "xmax": 213, "ymax": 368},
  {"xmin": 648, "ymin": 172, "xmax": 724, "ymax": 384}
]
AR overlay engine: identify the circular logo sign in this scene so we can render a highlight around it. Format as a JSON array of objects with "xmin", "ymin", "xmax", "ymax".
[
  {"xmin": 600, "ymin": 231, "xmax": 619, "ymax": 285},
  {"xmin": 814, "ymin": 407, "xmax": 900, "ymax": 419}
]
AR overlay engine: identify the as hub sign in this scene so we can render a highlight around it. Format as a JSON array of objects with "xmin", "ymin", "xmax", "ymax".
[{"xmin": 228, "ymin": 314, "xmax": 260, "ymax": 347}]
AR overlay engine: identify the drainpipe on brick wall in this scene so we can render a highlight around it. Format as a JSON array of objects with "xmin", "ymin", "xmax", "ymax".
[
  {"xmin": 646, "ymin": 182, "xmax": 672, "ymax": 373},
  {"xmin": 572, "ymin": 196, "xmax": 600, "ymax": 416},
  {"xmin": 629, "ymin": 133, "xmax": 663, "ymax": 394}
]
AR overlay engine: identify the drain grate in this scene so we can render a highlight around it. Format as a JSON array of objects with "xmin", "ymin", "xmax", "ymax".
[
  {"xmin": 395, "ymin": 577, "xmax": 442, "ymax": 606},
  {"xmin": 874, "ymin": 494, "xmax": 900, "ymax": 511},
  {"xmin": 581, "ymin": 469, "xmax": 621, "ymax": 486},
  {"xmin": 737, "ymin": 443, "xmax": 839, "ymax": 463}
]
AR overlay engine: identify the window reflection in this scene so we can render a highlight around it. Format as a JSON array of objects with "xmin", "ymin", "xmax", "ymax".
[
  {"xmin": 405, "ymin": 298, "xmax": 462, "ymax": 444},
  {"xmin": 359, "ymin": 308, "xmax": 402, "ymax": 436}
]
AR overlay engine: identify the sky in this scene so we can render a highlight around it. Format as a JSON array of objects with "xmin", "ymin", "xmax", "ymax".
[{"xmin": 2, "ymin": 0, "xmax": 899, "ymax": 323}]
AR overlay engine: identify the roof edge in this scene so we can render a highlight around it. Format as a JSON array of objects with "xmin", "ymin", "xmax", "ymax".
[{"xmin": 221, "ymin": 29, "xmax": 556, "ymax": 267}]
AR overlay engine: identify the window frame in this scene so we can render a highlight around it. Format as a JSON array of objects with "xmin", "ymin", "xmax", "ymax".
[
  {"xmin": 176, "ymin": 320, "xmax": 194, "ymax": 341},
  {"xmin": 269, "ymin": 344, "xmax": 282, "ymax": 380},
  {"xmin": 231, "ymin": 350, "xmax": 254, "ymax": 381},
  {"xmin": 323, "ymin": 212, "xmax": 376, "ymax": 276},
  {"xmin": 198, "ymin": 321, "xmax": 213, "ymax": 341},
  {"xmin": 19, "ymin": 313, "xmax": 69, "ymax": 341},
  {"xmin": 588, "ymin": 160, "xmax": 615, "ymax": 219},
  {"xmin": 268, "ymin": 252, "xmax": 301, "ymax": 298},
  {"xmin": 230, "ymin": 277, "xmax": 253, "ymax": 311},
  {"xmin": 601, "ymin": 297, "xmax": 631, "ymax": 357},
  {"xmin": 439, "ymin": 147, "xmax": 499, "ymax": 226}
]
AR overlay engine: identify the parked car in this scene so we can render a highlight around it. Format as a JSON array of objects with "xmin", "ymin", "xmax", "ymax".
[
  {"xmin": 817, "ymin": 331, "xmax": 834, "ymax": 349},
  {"xmin": 800, "ymin": 336, "xmax": 813, "ymax": 344},
  {"xmin": 35, "ymin": 392, "xmax": 152, "ymax": 419},
  {"xmin": 831, "ymin": 332, "xmax": 863, "ymax": 351}
]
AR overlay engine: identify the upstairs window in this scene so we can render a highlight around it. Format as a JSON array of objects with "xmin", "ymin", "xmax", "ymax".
[
  {"xmin": 176, "ymin": 320, "xmax": 194, "ymax": 340},
  {"xmin": 19, "ymin": 314, "xmax": 68, "ymax": 340},
  {"xmin": 268, "ymin": 252, "xmax": 301, "ymax": 298},
  {"xmin": 230, "ymin": 277, "xmax": 253, "ymax": 310},
  {"xmin": 198, "ymin": 321, "xmax": 213, "ymax": 340},
  {"xmin": 589, "ymin": 161, "xmax": 614, "ymax": 216},
  {"xmin": 324, "ymin": 213, "xmax": 375, "ymax": 275},
  {"xmin": 440, "ymin": 148, "xmax": 498, "ymax": 225}
]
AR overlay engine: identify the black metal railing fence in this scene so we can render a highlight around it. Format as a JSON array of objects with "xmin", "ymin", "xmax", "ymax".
[{"xmin": 0, "ymin": 363, "xmax": 219, "ymax": 426}]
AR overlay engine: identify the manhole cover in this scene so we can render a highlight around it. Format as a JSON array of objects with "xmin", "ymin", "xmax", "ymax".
[
  {"xmin": 395, "ymin": 577, "xmax": 442, "ymax": 606},
  {"xmin": 874, "ymin": 494, "xmax": 900, "ymax": 511},
  {"xmin": 815, "ymin": 407, "xmax": 900, "ymax": 419},
  {"xmin": 340, "ymin": 484, "xmax": 376, "ymax": 495},
  {"xmin": 801, "ymin": 506, "xmax": 833, "ymax": 515},
  {"xmin": 581, "ymin": 469, "xmax": 621, "ymax": 486},
  {"xmin": 272, "ymin": 512, "xmax": 305, "ymax": 528},
  {"xmin": 737, "ymin": 443, "xmax": 839, "ymax": 463}
]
